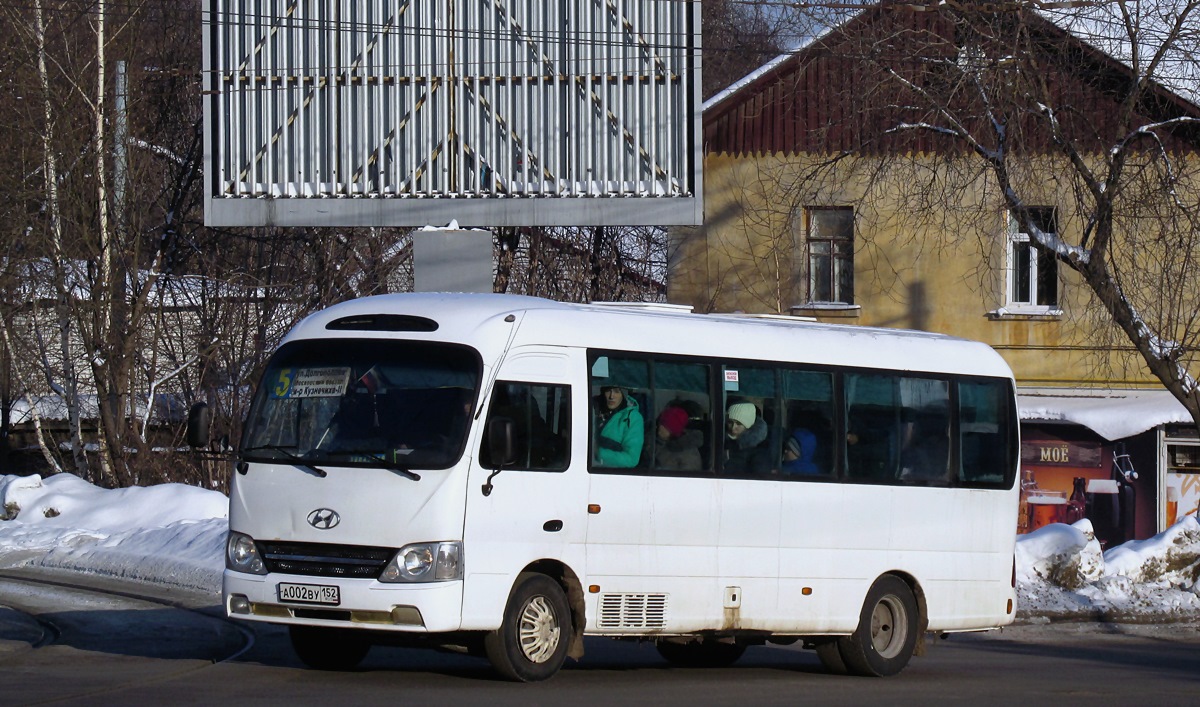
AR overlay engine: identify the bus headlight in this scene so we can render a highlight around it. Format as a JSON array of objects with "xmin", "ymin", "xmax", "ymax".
[
  {"xmin": 226, "ymin": 531, "xmax": 267, "ymax": 575},
  {"xmin": 380, "ymin": 542, "xmax": 462, "ymax": 583}
]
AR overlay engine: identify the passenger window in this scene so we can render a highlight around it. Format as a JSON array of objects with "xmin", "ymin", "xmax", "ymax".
[
  {"xmin": 845, "ymin": 373, "xmax": 898, "ymax": 480},
  {"xmin": 479, "ymin": 382, "xmax": 570, "ymax": 471},
  {"xmin": 897, "ymin": 377, "xmax": 951, "ymax": 483},
  {"xmin": 722, "ymin": 366, "xmax": 777, "ymax": 476},
  {"xmin": 958, "ymin": 379, "xmax": 1014, "ymax": 487},
  {"xmin": 782, "ymin": 370, "xmax": 835, "ymax": 476},
  {"xmin": 649, "ymin": 360, "xmax": 711, "ymax": 473},
  {"xmin": 590, "ymin": 356, "xmax": 648, "ymax": 469}
]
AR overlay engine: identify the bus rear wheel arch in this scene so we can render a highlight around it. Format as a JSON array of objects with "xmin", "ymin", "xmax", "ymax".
[{"xmin": 818, "ymin": 574, "xmax": 920, "ymax": 677}]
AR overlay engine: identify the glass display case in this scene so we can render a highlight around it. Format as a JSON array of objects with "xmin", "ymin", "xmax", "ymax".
[{"xmin": 1162, "ymin": 432, "xmax": 1200, "ymax": 529}]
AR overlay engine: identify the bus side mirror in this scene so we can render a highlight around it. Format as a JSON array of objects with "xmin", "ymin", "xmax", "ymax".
[
  {"xmin": 186, "ymin": 402, "xmax": 212, "ymax": 448},
  {"xmin": 487, "ymin": 417, "xmax": 517, "ymax": 467},
  {"xmin": 482, "ymin": 417, "xmax": 516, "ymax": 497}
]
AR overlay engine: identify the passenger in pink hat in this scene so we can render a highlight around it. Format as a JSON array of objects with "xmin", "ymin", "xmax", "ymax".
[{"xmin": 654, "ymin": 405, "xmax": 701, "ymax": 471}]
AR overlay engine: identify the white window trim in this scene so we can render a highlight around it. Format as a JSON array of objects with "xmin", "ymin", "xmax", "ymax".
[{"xmin": 1003, "ymin": 211, "xmax": 1062, "ymax": 316}]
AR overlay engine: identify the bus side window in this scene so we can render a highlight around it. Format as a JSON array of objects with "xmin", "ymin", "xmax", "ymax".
[
  {"xmin": 722, "ymin": 365, "xmax": 777, "ymax": 476},
  {"xmin": 958, "ymin": 379, "xmax": 1013, "ymax": 486},
  {"xmin": 897, "ymin": 377, "xmax": 951, "ymax": 483},
  {"xmin": 590, "ymin": 356, "xmax": 649, "ymax": 470},
  {"xmin": 479, "ymin": 382, "xmax": 570, "ymax": 472},
  {"xmin": 845, "ymin": 373, "xmax": 899, "ymax": 481},
  {"xmin": 782, "ymin": 369, "xmax": 835, "ymax": 476},
  {"xmin": 650, "ymin": 360, "xmax": 712, "ymax": 474}
]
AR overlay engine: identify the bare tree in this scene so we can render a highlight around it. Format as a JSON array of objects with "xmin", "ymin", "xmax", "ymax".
[
  {"xmin": 0, "ymin": 0, "xmax": 740, "ymax": 484},
  {"xmin": 0, "ymin": 0, "xmax": 211, "ymax": 483},
  {"xmin": 702, "ymin": 0, "xmax": 789, "ymax": 100},
  {"xmin": 860, "ymin": 4, "xmax": 1200, "ymax": 427},
  {"xmin": 495, "ymin": 227, "xmax": 666, "ymax": 302}
]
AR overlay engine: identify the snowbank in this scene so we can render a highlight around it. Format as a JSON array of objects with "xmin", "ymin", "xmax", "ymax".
[
  {"xmin": 1016, "ymin": 515, "xmax": 1200, "ymax": 622},
  {"xmin": 0, "ymin": 473, "xmax": 227, "ymax": 593}
]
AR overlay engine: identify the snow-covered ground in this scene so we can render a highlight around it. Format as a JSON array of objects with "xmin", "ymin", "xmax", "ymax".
[{"xmin": 1, "ymin": 472, "xmax": 1199, "ymax": 623}]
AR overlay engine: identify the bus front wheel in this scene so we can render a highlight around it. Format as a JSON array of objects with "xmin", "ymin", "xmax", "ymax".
[
  {"xmin": 836, "ymin": 575, "xmax": 919, "ymax": 677},
  {"xmin": 485, "ymin": 572, "xmax": 573, "ymax": 682}
]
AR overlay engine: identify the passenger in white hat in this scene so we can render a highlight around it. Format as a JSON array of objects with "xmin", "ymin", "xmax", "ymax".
[
  {"xmin": 726, "ymin": 403, "xmax": 757, "ymax": 439},
  {"xmin": 725, "ymin": 401, "xmax": 770, "ymax": 474}
]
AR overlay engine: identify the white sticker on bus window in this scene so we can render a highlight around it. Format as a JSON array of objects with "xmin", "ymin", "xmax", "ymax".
[
  {"xmin": 724, "ymin": 369, "xmax": 740, "ymax": 391},
  {"xmin": 271, "ymin": 367, "xmax": 351, "ymax": 399}
]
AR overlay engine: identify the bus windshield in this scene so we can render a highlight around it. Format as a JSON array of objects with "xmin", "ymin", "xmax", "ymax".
[{"xmin": 242, "ymin": 339, "xmax": 480, "ymax": 470}]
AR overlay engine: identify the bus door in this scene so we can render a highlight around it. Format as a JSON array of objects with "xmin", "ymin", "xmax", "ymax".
[{"xmin": 460, "ymin": 350, "xmax": 588, "ymax": 629}]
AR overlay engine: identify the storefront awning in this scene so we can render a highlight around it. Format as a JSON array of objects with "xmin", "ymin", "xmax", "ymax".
[{"xmin": 1018, "ymin": 388, "xmax": 1194, "ymax": 441}]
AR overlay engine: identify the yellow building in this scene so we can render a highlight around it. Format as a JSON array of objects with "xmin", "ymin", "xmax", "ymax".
[{"xmin": 669, "ymin": 7, "xmax": 1200, "ymax": 542}]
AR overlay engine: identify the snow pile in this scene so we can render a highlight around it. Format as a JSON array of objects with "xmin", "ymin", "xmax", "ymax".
[
  {"xmin": 1016, "ymin": 515, "xmax": 1200, "ymax": 622},
  {"xmin": 0, "ymin": 473, "xmax": 227, "ymax": 593},
  {"xmin": 0, "ymin": 472, "xmax": 1199, "ymax": 623}
]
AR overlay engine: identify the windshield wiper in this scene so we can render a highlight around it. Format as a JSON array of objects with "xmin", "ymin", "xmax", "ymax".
[
  {"xmin": 386, "ymin": 467, "xmax": 421, "ymax": 481},
  {"xmin": 321, "ymin": 451, "xmax": 424, "ymax": 480},
  {"xmin": 243, "ymin": 445, "xmax": 329, "ymax": 478}
]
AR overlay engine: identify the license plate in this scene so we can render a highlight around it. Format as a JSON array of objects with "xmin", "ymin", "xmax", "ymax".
[{"xmin": 278, "ymin": 582, "xmax": 341, "ymax": 606}]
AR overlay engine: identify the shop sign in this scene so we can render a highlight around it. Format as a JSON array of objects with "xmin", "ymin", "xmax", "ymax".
[{"xmin": 1020, "ymin": 441, "xmax": 1102, "ymax": 467}]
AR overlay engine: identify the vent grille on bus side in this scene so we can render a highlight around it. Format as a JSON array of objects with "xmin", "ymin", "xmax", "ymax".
[
  {"xmin": 598, "ymin": 593, "xmax": 668, "ymax": 629},
  {"xmin": 257, "ymin": 541, "xmax": 395, "ymax": 579}
]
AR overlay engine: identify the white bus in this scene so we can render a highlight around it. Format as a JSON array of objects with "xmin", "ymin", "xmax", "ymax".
[{"xmin": 199, "ymin": 293, "xmax": 1019, "ymax": 681}]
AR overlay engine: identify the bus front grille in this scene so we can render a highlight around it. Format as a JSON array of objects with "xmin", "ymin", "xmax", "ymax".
[
  {"xmin": 598, "ymin": 593, "xmax": 668, "ymax": 629},
  {"xmin": 257, "ymin": 541, "xmax": 395, "ymax": 579}
]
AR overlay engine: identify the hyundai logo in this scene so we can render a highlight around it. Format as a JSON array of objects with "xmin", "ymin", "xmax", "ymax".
[{"xmin": 307, "ymin": 508, "xmax": 340, "ymax": 530}]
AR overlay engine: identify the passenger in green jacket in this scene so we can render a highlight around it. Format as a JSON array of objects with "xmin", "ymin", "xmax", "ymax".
[{"xmin": 594, "ymin": 385, "xmax": 644, "ymax": 467}]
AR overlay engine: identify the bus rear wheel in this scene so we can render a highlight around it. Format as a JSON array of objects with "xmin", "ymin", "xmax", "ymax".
[
  {"xmin": 836, "ymin": 575, "xmax": 919, "ymax": 677},
  {"xmin": 485, "ymin": 572, "xmax": 573, "ymax": 682},
  {"xmin": 289, "ymin": 625, "xmax": 370, "ymax": 671},
  {"xmin": 656, "ymin": 640, "xmax": 746, "ymax": 668}
]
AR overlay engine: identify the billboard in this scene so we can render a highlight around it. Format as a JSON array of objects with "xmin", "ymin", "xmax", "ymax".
[{"xmin": 203, "ymin": 0, "xmax": 702, "ymax": 227}]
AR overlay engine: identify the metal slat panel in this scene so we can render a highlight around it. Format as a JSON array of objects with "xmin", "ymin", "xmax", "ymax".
[{"xmin": 206, "ymin": 0, "xmax": 701, "ymax": 225}]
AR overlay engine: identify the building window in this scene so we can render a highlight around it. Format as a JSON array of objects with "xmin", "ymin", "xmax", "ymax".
[
  {"xmin": 1008, "ymin": 208, "xmax": 1059, "ymax": 310},
  {"xmin": 806, "ymin": 207, "xmax": 854, "ymax": 304}
]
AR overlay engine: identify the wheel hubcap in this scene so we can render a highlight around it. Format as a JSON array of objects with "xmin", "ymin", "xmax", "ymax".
[
  {"xmin": 870, "ymin": 595, "xmax": 908, "ymax": 659},
  {"xmin": 518, "ymin": 595, "xmax": 560, "ymax": 663}
]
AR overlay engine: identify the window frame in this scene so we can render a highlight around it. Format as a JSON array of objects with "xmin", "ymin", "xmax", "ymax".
[
  {"xmin": 1006, "ymin": 207, "xmax": 1061, "ymax": 313},
  {"xmin": 804, "ymin": 206, "xmax": 855, "ymax": 306}
]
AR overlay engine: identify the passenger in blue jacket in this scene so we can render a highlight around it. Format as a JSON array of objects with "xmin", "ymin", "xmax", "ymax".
[
  {"xmin": 782, "ymin": 428, "xmax": 820, "ymax": 474},
  {"xmin": 594, "ymin": 386, "xmax": 644, "ymax": 468}
]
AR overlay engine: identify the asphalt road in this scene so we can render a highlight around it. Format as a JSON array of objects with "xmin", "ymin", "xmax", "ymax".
[{"xmin": 1, "ymin": 572, "xmax": 1198, "ymax": 705}]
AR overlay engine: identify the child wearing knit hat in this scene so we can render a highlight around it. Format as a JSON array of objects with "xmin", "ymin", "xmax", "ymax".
[
  {"xmin": 656, "ymin": 405, "xmax": 690, "ymax": 439},
  {"xmin": 654, "ymin": 404, "xmax": 701, "ymax": 470}
]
